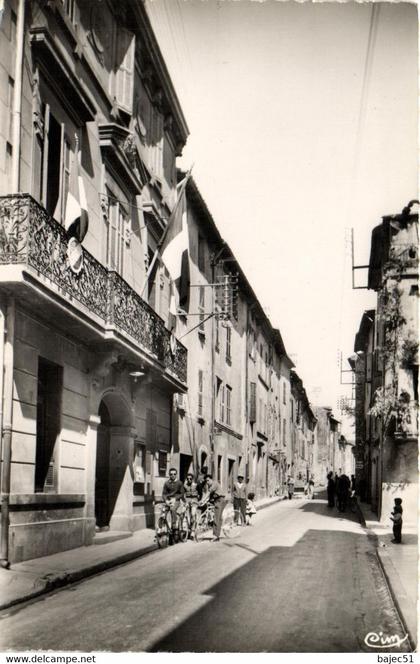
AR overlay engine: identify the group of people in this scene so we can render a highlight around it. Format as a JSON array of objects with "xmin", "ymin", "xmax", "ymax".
[
  {"xmin": 161, "ymin": 466, "xmax": 256, "ymax": 542},
  {"xmin": 326, "ymin": 471, "xmax": 355, "ymax": 512},
  {"xmin": 286, "ymin": 475, "xmax": 315, "ymax": 500}
]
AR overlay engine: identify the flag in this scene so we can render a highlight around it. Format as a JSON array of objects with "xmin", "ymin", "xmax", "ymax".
[
  {"xmin": 64, "ymin": 148, "xmax": 89, "ymax": 243},
  {"xmin": 161, "ymin": 178, "xmax": 190, "ymax": 315}
]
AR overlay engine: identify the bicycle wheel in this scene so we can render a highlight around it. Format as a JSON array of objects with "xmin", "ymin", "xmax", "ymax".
[
  {"xmin": 194, "ymin": 511, "xmax": 210, "ymax": 542},
  {"xmin": 222, "ymin": 509, "xmax": 242, "ymax": 538},
  {"xmin": 179, "ymin": 514, "xmax": 190, "ymax": 542},
  {"xmin": 156, "ymin": 517, "xmax": 170, "ymax": 549}
]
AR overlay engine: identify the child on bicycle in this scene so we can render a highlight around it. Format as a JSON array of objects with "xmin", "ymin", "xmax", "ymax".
[{"xmin": 246, "ymin": 492, "xmax": 257, "ymax": 525}]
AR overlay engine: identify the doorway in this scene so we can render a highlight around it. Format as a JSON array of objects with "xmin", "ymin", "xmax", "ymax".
[
  {"xmin": 179, "ymin": 453, "xmax": 193, "ymax": 481},
  {"xmin": 95, "ymin": 401, "xmax": 111, "ymax": 528},
  {"xmin": 94, "ymin": 392, "xmax": 133, "ymax": 530}
]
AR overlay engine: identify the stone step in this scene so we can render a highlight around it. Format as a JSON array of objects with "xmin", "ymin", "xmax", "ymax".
[{"xmin": 93, "ymin": 531, "xmax": 133, "ymax": 545}]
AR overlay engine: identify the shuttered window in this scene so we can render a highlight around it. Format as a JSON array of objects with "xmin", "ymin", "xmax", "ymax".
[
  {"xmin": 220, "ymin": 385, "xmax": 225, "ymax": 422},
  {"xmin": 112, "ymin": 26, "xmax": 135, "ymax": 113},
  {"xmin": 198, "ymin": 369, "xmax": 203, "ymax": 417},
  {"xmin": 249, "ymin": 382, "xmax": 256, "ymax": 423},
  {"xmin": 198, "ymin": 286, "xmax": 205, "ymax": 334},
  {"xmin": 226, "ymin": 386, "xmax": 232, "ymax": 426}
]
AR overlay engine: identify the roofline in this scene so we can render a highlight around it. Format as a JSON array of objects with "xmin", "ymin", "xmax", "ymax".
[
  {"xmin": 182, "ymin": 173, "xmax": 295, "ymax": 366},
  {"xmin": 134, "ymin": 2, "xmax": 189, "ymax": 145}
]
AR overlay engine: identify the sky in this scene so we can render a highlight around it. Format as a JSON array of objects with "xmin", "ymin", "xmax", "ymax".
[{"xmin": 145, "ymin": 0, "xmax": 418, "ymax": 433}]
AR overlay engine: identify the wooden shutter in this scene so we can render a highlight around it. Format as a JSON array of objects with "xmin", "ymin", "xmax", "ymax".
[
  {"xmin": 114, "ymin": 27, "xmax": 135, "ymax": 112},
  {"xmin": 249, "ymin": 382, "xmax": 256, "ymax": 423}
]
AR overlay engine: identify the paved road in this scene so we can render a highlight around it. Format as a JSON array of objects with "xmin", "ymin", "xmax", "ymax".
[{"xmin": 0, "ymin": 498, "xmax": 410, "ymax": 653}]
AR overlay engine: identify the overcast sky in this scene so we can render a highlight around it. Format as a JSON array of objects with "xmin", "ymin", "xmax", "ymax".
[{"xmin": 146, "ymin": 0, "xmax": 418, "ymax": 430}]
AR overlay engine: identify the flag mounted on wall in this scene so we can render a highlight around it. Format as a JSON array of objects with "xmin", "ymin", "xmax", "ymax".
[
  {"xmin": 64, "ymin": 137, "xmax": 89, "ymax": 243},
  {"xmin": 161, "ymin": 182, "xmax": 190, "ymax": 316}
]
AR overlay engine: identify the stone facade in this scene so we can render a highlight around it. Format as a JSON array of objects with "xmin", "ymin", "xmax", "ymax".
[
  {"xmin": 351, "ymin": 205, "xmax": 419, "ymax": 524},
  {"xmin": 0, "ymin": 0, "xmax": 188, "ymax": 563}
]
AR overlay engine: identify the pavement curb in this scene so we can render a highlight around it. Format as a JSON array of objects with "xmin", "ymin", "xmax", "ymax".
[
  {"xmin": 375, "ymin": 548, "xmax": 417, "ymax": 651},
  {"xmin": 0, "ymin": 543, "xmax": 158, "ymax": 612}
]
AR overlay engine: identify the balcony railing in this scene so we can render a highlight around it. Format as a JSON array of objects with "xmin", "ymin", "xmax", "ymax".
[{"xmin": 0, "ymin": 194, "xmax": 187, "ymax": 385}]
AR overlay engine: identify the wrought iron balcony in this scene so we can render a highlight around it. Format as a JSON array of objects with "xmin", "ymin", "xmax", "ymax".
[{"xmin": 0, "ymin": 194, "xmax": 187, "ymax": 386}]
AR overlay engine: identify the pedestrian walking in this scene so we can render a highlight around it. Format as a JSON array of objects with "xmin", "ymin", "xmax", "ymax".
[
  {"xmin": 287, "ymin": 476, "xmax": 295, "ymax": 500},
  {"xmin": 327, "ymin": 471, "xmax": 335, "ymax": 508},
  {"xmin": 351, "ymin": 474, "xmax": 356, "ymax": 492},
  {"xmin": 232, "ymin": 474, "xmax": 247, "ymax": 525},
  {"xmin": 307, "ymin": 475, "xmax": 315, "ymax": 500},
  {"xmin": 390, "ymin": 497, "xmax": 403, "ymax": 544}
]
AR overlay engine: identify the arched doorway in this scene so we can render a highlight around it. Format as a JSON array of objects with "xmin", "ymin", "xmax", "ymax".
[
  {"xmin": 95, "ymin": 401, "xmax": 111, "ymax": 528},
  {"xmin": 95, "ymin": 392, "xmax": 133, "ymax": 531}
]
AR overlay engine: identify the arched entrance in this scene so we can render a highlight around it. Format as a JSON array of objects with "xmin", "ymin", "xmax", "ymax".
[{"xmin": 94, "ymin": 392, "xmax": 134, "ymax": 531}]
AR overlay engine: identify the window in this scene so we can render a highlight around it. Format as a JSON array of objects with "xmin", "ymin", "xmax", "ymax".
[
  {"xmin": 226, "ymin": 386, "xmax": 232, "ymax": 426},
  {"xmin": 35, "ymin": 104, "xmax": 77, "ymax": 222},
  {"xmin": 106, "ymin": 190, "xmax": 131, "ymax": 275},
  {"xmin": 283, "ymin": 418, "xmax": 286, "ymax": 446},
  {"xmin": 226, "ymin": 325, "xmax": 232, "ymax": 362},
  {"xmin": 35, "ymin": 358, "xmax": 63, "ymax": 493},
  {"xmin": 249, "ymin": 382, "xmax": 256, "ymax": 423},
  {"xmin": 111, "ymin": 26, "xmax": 135, "ymax": 113},
  {"xmin": 290, "ymin": 399, "xmax": 294, "ymax": 422},
  {"xmin": 198, "ymin": 369, "xmax": 203, "ymax": 417},
  {"xmin": 7, "ymin": 77, "xmax": 14, "ymax": 140},
  {"xmin": 198, "ymin": 235, "xmax": 205, "ymax": 273},
  {"xmin": 198, "ymin": 286, "xmax": 205, "ymax": 335},
  {"xmin": 220, "ymin": 384, "xmax": 225, "ymax": 422},
  {"xmin": 134, "ymin": 443, "xmax": 146, "ymax": 483},
  {"xmin": 158, "ymin": 451, "xmax": 168, "ymax": 477},
  {"xmin": 283, "ymin": 382, "xmax": 286, "ymax": 405},
  {"xmin": 215, "ymin": 309, "xmax": 220, "ymax": 352}
]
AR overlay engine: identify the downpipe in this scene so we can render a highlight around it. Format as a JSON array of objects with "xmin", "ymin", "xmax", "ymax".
[{"xmin": 0, "ymin": 298, "xmax": 16, "ymax": 569}]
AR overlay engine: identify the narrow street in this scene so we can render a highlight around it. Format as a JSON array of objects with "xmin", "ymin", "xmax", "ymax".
[{"xmin": 0, "ymin": 498, "xmax": 409, "ymax": 653}]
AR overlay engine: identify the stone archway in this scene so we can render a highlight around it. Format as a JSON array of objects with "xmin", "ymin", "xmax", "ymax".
[{"xmin": 95, "ymin": 391, "xmax": 135, "ymax": 531}]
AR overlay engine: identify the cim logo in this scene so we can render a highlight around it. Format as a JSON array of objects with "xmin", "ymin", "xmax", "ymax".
[{"xmin": 364, "ymin": 631, "xmax": 409, "ymax": 649}]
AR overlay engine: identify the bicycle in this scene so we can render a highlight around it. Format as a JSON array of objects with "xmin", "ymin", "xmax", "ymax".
[
  {"xmin": 155, "ymin": 500, "xmax": 188, "ymax": 547},
  {"xmin": 194, "ymin": 502, "xmax": 243, "ymax": 542},
  {"xmin": 155, "ymin": 502, "xmax": 171, "ymax": 548}
]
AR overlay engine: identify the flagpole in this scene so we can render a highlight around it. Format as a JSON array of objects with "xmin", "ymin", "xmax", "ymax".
[{"xmin": 140, "ymin": 166, "xmax": 193, "ymax": 298}]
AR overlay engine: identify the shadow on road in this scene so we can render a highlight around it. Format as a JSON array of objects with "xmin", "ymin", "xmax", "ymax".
[
  {"xmin": 298, "ymin": 498, "xmax": 360, "ymax": 523},
  {"xmin": 149, "ymin": 525, "xmax": 410, "ymax": 653}
]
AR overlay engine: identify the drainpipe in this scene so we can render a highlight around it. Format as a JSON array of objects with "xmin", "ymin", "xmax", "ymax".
[
  {"xmin": 0, "ymin": 298, "xmax": 16, "ymax": 568},
  {"xmin": 11, "ymin": 0, "xmax": 25, "ymax": 192}
]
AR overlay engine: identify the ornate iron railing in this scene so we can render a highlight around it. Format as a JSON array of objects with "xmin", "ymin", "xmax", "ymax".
[{"xmin": 0, "ymin": 194, "xmax": 187, "ymax": 384}]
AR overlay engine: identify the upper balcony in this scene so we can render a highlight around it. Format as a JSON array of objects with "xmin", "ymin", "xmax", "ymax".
[{"xmin": 0, "ymin": 194, "xmax": 187, "ymax": 389}]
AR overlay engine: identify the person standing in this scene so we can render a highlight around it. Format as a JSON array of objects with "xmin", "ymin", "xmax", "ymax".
[
  {"xmin": 336, "ymin": 473, "xmax": 351, "ymax": 512},
  {"xmin": 183, "ymin": 473, "xmax": 199, "ymax": 531},
  {"xmin": 327, "ymin": 471, "xmax": 335, "ymax": 508},
  {"xmin": 390, "ymin": 498, "xmax": 403, "ymax": 544},
  {"xmin": 287, "ymin": 476, "xmax": 295, "ymax": 500},
  {"xmin": 196, "ymin": 465, "xmax": 208, "ymax": 500},
  {"xmin": 232, "ymin": 474, "xmax": 247, "ymax": 525},
  {"xmin": 206, "ymin": 475, "xmax": 227, "ymax": 541}
]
